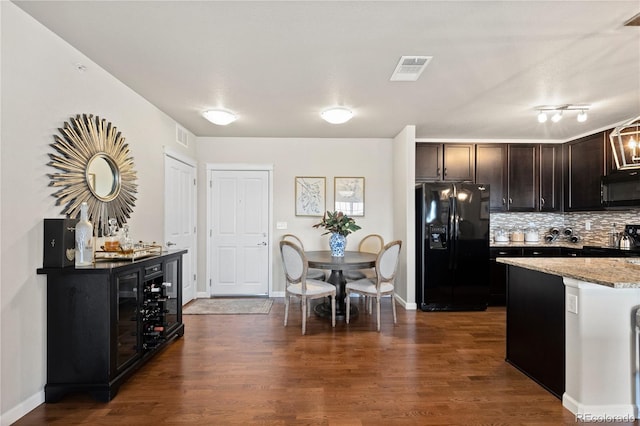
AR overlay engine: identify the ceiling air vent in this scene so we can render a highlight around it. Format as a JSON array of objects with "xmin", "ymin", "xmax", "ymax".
[
  {"xmin": 390, "ymin": 56, "xmax": 432, "ymax": 81},
  {"xmin": 624, "ymin": 12, "xmax": 640, "ymax": 26}
]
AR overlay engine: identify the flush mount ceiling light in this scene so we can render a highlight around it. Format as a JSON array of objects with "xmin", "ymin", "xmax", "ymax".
[
  {"xmin": 202, "ymin": 109, "xmax": 237, "ymax": 126},
  {"xmin": 535, "ymin": 104, "xmax": 590, "ymax": 124},
  {"xmin": 320, "ymin": 107, "xmax": 353, "ymax": 124}
]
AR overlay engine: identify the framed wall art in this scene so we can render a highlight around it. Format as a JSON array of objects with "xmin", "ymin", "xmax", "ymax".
[
  {"xmin": 295, "ymin": 176, "xmax": 325, "ymax": 216},
  {"xmin": 334, "ymin": 177, "xmax": 364, "ymax": 216}
]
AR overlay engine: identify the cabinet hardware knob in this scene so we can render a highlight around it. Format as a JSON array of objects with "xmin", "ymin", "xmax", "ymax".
[
  {"xmin": 540, "ymin": 197, "xmax": 545, "ymax": 206},
  {"xmin": 166, "ymin": 242, "xmax": 176, "ymax": 247},
  {"xmin": 502, "ymin": 198, "xmax": 506, "ymax": 205},
  {"xmin": 509, "ymin": 198, "xmax": 513, "ymax": 204}
]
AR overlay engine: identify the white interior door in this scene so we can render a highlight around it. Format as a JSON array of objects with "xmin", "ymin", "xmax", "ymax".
[
  {"xmin": 164, "ymin": 154, "xmax": 197, "ymax": 304},
  {"xmin": 209, "ymin": 169, "xmax": 270, "ymax": 296}
]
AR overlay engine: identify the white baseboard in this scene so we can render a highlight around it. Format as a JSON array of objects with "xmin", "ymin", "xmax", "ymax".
[{"xmin": 1, "ymin": 390, "xmax": 44, "ymax": 426}]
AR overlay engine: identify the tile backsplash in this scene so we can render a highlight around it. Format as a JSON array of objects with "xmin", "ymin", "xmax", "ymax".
[{"xmin": 491, "ymin": 209, "xmax": 640, "ymax": 246}]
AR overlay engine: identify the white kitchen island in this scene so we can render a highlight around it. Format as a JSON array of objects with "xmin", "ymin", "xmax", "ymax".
[{"xmin": 498, "ymin": 257, "xmax": 640, "ymax": 422}]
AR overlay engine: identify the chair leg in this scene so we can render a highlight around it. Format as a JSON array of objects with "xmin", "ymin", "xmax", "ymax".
[
  {"xmin": 301, "ymin": 296, "xmax": 307, "ymax": 335},
  {"xmin": 376, "ymin": 296, "xmax": 381, "ymax": 332},
  {"xmin": 345, "ymin": 291, "xmax": 351, "ymax": 324},
  {"xmin": 331, "ymin": 295, "xmax": 336, "ymax": 327},
  {"xmin": 391, "ymin": 293, "xmax": 397, "ymax": 324},
  {"xmin": 284, "ymin": 294, "xmax": 290, "ymax": 326}
]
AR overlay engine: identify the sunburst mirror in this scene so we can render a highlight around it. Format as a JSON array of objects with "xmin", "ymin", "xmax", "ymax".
[{"xmin": 48, "ymin": 114, "xmax": 137, "ymax": 228}]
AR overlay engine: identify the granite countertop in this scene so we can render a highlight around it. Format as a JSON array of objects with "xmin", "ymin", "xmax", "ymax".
[{"xmin": 497, "ymin": 257, "xmax": 640, "ymax": 288}]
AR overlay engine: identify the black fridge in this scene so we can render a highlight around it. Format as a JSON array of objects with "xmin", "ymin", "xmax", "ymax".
[{"xmin": 415, "ymin": 182, "xmax": 490, "ymax": 311}]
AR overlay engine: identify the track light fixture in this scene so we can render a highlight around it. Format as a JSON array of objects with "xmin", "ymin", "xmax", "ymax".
[
  {"xmin": 535, "ymin": 104, "xmax": 590, "ymax": 124},
  {"xmin": 551, "ymin": 111, "xmax": 563, "ymax": 123}
]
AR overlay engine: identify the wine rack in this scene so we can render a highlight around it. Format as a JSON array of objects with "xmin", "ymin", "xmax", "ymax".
[{"xmin": 141, "ymin": 275, "xmax": 170, "ymax": 351}]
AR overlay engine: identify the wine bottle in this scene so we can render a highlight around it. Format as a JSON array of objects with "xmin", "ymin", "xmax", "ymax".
[{"xmin": 75, "ymin": 202, "xmax": 94, "ymax": 266}]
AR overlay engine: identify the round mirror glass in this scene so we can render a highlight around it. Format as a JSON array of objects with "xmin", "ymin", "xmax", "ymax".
[{"xmin": 86, "ymin": 153, "xmax": 120, "ymax": 202}]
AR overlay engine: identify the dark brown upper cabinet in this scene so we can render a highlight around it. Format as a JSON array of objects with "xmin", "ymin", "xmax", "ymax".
[
  {"xmin": 476, "ymin": 143, "xmax": 561, "ymax": 212},
  {"xmin": 476, "ymin": 144, "xmax": 507, "ymax": 212},
  {"xmin": 539, "ymin": 144, "xmax": 562, "ymax": 212},
  {"xmin": 507, "ymin": 145, "xmax": 538, "ymax": 211},
  {"xmin": 416, "ymin": 143, "xmax": 475, "ymax": 182},
  {"xmin": 564, "ymin": 132, "xmax": 607, "ymax": 211}
]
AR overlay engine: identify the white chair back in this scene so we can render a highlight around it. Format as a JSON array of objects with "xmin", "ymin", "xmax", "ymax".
[
  {"xmin": 376, "ymin": 240, "xmax": 402, "ymax": 284},
  {"xmin": 280, "ymin": 240, "xmax": 308, "ymax": 291}
]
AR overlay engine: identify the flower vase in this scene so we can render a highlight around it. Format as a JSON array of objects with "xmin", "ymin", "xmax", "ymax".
[{"xmin": 329, "ymin": 233, "xmax": 346, "ymax": 257}]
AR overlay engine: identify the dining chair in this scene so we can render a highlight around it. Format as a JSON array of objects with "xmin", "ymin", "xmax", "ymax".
[
  {"xmin": 281, "ymin": 234, "xmax": 326, "ymax": 281},
  {"xmin": 280, "ymin": 240, "xmax": 336, "ymax": 335},
  {"xmin": 344, "ymin": 234, "xmax": 384, "ymax": 311},
  {"xmin": 345, "ymin": 240, "xmax": 402, "ymax": 331},
  {"xmin": 344, "ymin": 234, "xmax": 384, "ymax": 281}
]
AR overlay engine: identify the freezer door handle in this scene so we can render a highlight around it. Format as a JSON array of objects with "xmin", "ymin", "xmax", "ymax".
[{"xmin": 449, "ymin": 194, "xmax": 457, "ymax": 270}]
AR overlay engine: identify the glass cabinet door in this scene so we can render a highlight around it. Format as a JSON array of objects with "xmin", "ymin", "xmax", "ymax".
[
  {"xmin": 163, "ymin": 258, "xmax": 181, "ymax": 333},
  {"xmin": 116, "ymin": 271, "xmax": 140, "ymax": 370}
]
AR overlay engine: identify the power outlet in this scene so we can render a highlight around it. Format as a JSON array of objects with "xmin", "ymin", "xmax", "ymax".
[{"xmin": 567, "ymin": 294, "xmax": 578, "ymax": 314}]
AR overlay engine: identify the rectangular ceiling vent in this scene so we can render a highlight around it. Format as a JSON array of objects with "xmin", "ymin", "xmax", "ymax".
[
  {"xmin": 390, "ymin": 56, "xmax": 432, "ymax": 81},
  {"xmin": 624, "ymin": 12, "xmax": 640, "ymax": 26},
  {"xmin": 176, "ymin": 124, "xmax": 189, "ymax": 147}
]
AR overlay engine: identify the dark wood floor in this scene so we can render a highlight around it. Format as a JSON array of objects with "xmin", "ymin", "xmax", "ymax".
[{"xmin": 15, "ymin": 298, "xmax": 617, "ymax": 425}]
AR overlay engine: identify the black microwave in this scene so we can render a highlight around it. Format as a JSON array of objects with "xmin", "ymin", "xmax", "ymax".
[{"xmin": 601, "ymin": 170, "xmax": 640, "ymax": 208}]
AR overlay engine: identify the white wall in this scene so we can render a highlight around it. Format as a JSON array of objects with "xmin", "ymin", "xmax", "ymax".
[
  {"xmin": 0, "ymin": 3, "xmax": 195, "ymax": 424},
  {"xmin": 195, "ymin": 137, "xmax": 396, "ymax": 296},
  {"xmin": 392, "ymin": 126, "xmax": 416, "ymax": 308}
]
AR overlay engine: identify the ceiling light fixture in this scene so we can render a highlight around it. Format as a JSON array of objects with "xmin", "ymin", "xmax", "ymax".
[
  {"xmin": 610, "ymin": 116, "xmax": 640, "ymax": 169},
  {"xmin": 537, "ymin": 111, "xmax": 548, "ymax": 123},
  {"xmin": 202, "ymin": 109, "xmax": 237, "ymax": 126},
  {"xmin": 320, "ymin": 107, "xmax": 353, "ymax": 124},
  {"xmin": 577, "ymin": 110, "xmax": 588, "ymax": 123},
  {"xmin": 535, "ymin": 104, "xmax": 590, "ymax": 124}
]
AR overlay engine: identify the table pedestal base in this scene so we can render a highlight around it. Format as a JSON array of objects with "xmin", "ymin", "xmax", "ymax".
[{"xmin": 314, "ymin": 298, "xmax": 358, "ymax": 320}]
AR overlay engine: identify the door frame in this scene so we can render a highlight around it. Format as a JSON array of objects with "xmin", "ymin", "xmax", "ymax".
[
  {"xmin": 206, "ymin": 163, "xmax": 273, "ymax": 297},
  {"xmin": 164, "ymin": 148, "xmax": 197, "ymax": 303}
]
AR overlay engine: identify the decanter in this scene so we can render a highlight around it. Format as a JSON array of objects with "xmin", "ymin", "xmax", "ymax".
[{"xmin": 120, "ymin": 224, "xmax": 134, "ymax": 254}]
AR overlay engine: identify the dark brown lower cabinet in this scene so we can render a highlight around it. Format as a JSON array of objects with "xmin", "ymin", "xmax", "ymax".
[{"xmin": 37, "ymin": 250, "xmax": 186, "ymax": 402}]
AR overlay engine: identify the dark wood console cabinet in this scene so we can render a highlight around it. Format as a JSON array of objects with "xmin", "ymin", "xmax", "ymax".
[{"xmin": 37, "ymin": 250, "xmax": 186, "ymax": 402}]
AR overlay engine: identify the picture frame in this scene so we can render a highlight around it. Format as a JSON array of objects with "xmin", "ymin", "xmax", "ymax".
[
  {"xmin": 334, "ymin": 177, "xmax": 365, "ymax": 216},
  {"xmin": 295, "ymin": 176, "xmax": 325, "ymax": 216}
]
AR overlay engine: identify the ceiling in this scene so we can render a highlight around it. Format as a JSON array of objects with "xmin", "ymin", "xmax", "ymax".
[{"xmin": 12, "ymin": 1, "xmax": 640, "ymax": 141}]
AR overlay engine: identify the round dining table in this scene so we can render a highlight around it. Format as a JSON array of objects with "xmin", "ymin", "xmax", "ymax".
[{"xmin": 305, "ymin": 250, "xmax": 377, "ymax": 319}]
